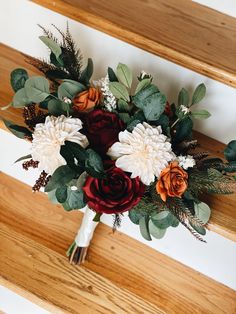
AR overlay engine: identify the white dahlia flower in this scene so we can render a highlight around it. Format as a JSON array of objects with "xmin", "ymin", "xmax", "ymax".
[
  {"xmin": 31, "ymin": 115, "xmax": 88, "ymax": 175},
  {"xmin": 107, "ymin": 122, "xmax": 175, "ymax": 185},
  {"xmin": 177, "ymin": 155, "xmax": 196, "ymax": 170}
]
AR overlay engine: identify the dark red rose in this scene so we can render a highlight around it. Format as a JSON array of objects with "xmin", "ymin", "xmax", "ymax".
[
  {"xmin": 83, "ymin": 109, "xmax": 125, "ymax": 156},
  {"xmin": 83, "ymin": 161, "xmax": 145, "ymax": 214}
]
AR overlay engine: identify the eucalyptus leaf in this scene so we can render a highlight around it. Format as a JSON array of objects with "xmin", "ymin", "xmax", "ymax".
[
  {"xmin": 174, "ymin": 117, "xmax": 193, "ymax": 143},
  {"xmin": 149, "ymin": 220, "xmax": 166, "ymax": 239},
  {"xmin": 85, "ymin": 149, "xmax": 105, "ymax": 178},
  {"xmin": 3, "ymin": 119, "xmax": 32, "ymax": 139},
  {"xmin": 128, "ymin": 209, "xmax": 143, "ymax": 225},
  {"xmin": 55, "ymin": 186, "xmax": 68, "ymax": 203},
  {"xmin": 178, "ymin": 88, "xmax": 189, "ymax": 107},
  {"xmin": 109, "ymin": 82, "xmax": 130, "ymax": 102},
  {"xmin": 117, "ymin": 99, "xmax": 130, "ymax": 112},
  {"xmin": 10, "ymin": 68, "xmax": 29, "ymax": 92},
  {"xmin": 80, "ymin": 58, "xmax": 93, "ymax": 85},
  {"xmin": 13, "ymin": 88, "xmax": 31, "ymax": 108},
  {"xmin": 108, "ymin": 67, "xmax": 118, "ymax": 82},
  {"xmin": 190, "ymin": 224, "xmax": 206, "ymax": 235},
  {"xmin": 44, "ymin": 165, "xmax": 75, "ymax": 192},
  {"xmin": 48, "ymin": 99, "xmax": 70, "ymax": 115},
  {"xmin": 194, "ymin": 202, "xmax": 211, "ymax": 224},
  {"xmin": 191, "ymin": 109, "xmax": 211, "ymax": 119},
  {"xmin": 58, "ymin": 80, "xmax": 85, "ymax": 100},
  {"xmin": 119, "ymin": 112, "xmax": 130, "ymax": 123},
  {"xmin": 191, "ymin": 83, "xmax": 206, "ymax": 105},
  {"xmin": 47, "ymin": 190, "xmax": 59, "ymax": 204},
  {"xmin": 116, "ymin": 63, "xmax": 132, "ymax": 88},
  {"xmin": 151, "ymin": 211, "xmax": 176, "ymax": 229},
  {"xmin": 224, "ymin": 140, "xmax": 236, "ymax": 162},
  {"xmin": 25, "ymin": 76, "xmax": 50, "ymax": 103},
  {"xmin": 67, "ymin": 188, "xmax": 85, "ymax": 209},
  {"xmin": 65, "ymin": 141, "xmax": 88, "ymax": 162},
  {"xmin": 135, "ymin": 78, "xmax": 152, "ymax": 95},
  {"xmin": 139, "ymin": 216, "xmax": 152, "ymax": 241},
  {"xmin": 39, "ymin": 36, "xmax": 62, "ymax": 61}
]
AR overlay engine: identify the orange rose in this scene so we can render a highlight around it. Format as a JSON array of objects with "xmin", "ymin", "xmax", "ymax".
[
  {"xmin": 156, "ymin": 161, "xmax": 188, "ymax": 202},
  {"xmin": 73, "ymin": 87, "xmax": 101, "ymax": 112}
]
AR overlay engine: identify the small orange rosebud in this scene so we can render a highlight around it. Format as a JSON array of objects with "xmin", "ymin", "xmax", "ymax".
[
  {"xmin": 156, "ymin": 161, "xmax": 188, "ymax": 202},
  {"xmin": 72, "ymin": 87, "xmax": 101, "ymax": 112}
]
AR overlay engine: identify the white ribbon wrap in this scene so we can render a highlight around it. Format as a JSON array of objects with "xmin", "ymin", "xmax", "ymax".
[{"xmin": 75, "ymin": 206, "xmax": 99, "ymax": 247}]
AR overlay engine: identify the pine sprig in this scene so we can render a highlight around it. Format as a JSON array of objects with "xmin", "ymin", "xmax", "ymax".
[
  {"xmin": 166, "ymin": 197, "xmax": 206, "ymax": 242},
  {"xmin": 189, "ymin": 168, "xmax": 236, "ymax": 196}
]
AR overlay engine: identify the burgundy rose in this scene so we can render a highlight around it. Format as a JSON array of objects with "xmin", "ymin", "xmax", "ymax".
[
  {"xmin": 83, "ymin": 161, "xmax": 145, "ymax": 214},
  {"xmin": 83, "ymin": 109, "xmax": 125, "ymax": 156}
]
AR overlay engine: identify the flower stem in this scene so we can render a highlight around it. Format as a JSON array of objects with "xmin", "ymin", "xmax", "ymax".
[{"xmin": 171, "ymin": 118, "xmax": 180, "ymax": 129}]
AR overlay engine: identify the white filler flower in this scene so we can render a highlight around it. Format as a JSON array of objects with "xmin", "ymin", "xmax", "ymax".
[
  {"xmin": 108, "ymin": 122, "xmax": 174, "ymax": 185},
  {"xmin": 177, "ymin": 155, "xmax": 196, "ymax": 170},
  {"xmin": 32, "ymin": 115, "xmax": 88, "ymax": 175}
]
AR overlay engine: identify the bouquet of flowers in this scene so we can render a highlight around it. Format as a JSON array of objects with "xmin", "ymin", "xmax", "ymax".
[{"xmin": 3, "ymin": 25, "xmax": 236, "ymax": 264}]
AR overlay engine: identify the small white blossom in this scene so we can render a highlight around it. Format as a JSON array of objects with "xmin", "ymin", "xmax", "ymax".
[
  {"xmin": 108, "ymin": 122, "xmax": 175, "ymax": 185},
  {"xmin": 63, "ymin": 97, "xmax": 72, "ymax": 104},
  {"xmin": 32, "ymin": 115, "xmax": 88, "ymax": 175},
  {"xmin": 93, "ymin": 75, "xmax": 116, "ymax": 111},
  {"xmin": 180, "ymin": 105, "xmax": 190, "ymax": 115},
  {"xmin": 71, "ymin": 186, "xmax": 78, "ymax": 191},
  {"xmin": 177, "ymin": 155, "xmax": 196, "ymax": 170}
]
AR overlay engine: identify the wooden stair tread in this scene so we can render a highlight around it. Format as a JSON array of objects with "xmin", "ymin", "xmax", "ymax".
[
  {"xmin": 1, "ymin": 43, "xmax": 236, "ymax": 242},
  {"xmin": 0, "ymin": 172, "xmax": 236, "ymax": 313},
  {"xmin": 32, "ymin": 0, "xmax": 236, "ymax": 88},
  {"xmin": 0, "ymin": 223, "xmax": 162, "ymax": 314}
]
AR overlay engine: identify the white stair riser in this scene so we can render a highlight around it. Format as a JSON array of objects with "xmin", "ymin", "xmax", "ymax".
[{"xmin": 1, "ymin": 1, "xmax": 236, "ymax": 146}]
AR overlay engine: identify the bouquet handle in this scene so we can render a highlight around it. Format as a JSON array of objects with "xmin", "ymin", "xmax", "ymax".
[{"xmin": 67, "ymin": 206, "xmax": 99, "ymax": 264}]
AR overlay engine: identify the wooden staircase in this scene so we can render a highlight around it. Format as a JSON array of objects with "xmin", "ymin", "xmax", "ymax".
[{"xmin": 1, "ymin": 1, "xmax": 236, "ymax": 312}]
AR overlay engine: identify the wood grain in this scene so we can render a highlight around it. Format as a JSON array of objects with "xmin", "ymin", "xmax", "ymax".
[
  {"xmin": 0, "ymin": 223, "xmax": 163, "ymax": 314},
  {"xmin": 0, "ymin": 43, "xmax": 236, "ymax": 242},
  {"xmin": 32, "ymin": 0, "xmax": 236, "ymax": 87},
  {"xmin": 0, "ymin": 173, "xmax": 235, "ymax": 313}
]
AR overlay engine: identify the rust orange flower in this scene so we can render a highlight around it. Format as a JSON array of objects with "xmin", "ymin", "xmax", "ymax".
[
  {"xmin": 156, "ymin": 161, "xmax": 188, "ymax": 202},
  {"xmin": 72, "ymin": 87, "xmax": 101, "ymax": 112}
]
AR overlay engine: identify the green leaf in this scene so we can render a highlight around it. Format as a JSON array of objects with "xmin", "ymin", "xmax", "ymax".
[
  {"xmin": 55, "ymin": 186, "xmax": 68, "ymax": 203},
  {"xmin": 126, "ymin": 119, "xmax": 140, "ymax": 132},
  {"xmin": 93, "ymin": 212, "xmax": 102, "ymax": 222},
  {"xmin": 118, "ymin": 112, "xmax": 130, "ymax": 123},
  {"xmin": 67, "ymin": 188, "xmax": 85, "ymax": 209},
  {"xmin": 85, "ymin": 149, "xmax": 105, "ymax": 178},
  {"xmin": 133, "ymin": 84, "xmax": 166, "ymax": 121},
  {"xmin": 116, "ymin": 63, "xmax": 132, "ymax": 88},
  {"xmin": 13, "ymin": 88, "xmax": 31, "ymax": 108},
  {"xmin": 48, "ymin": 99, "xmax": 70, "ymax": 116},
  {"xmin": 149, "ymin": 220, "xmax": 166, "ymax": 239},
  {"xmin": 191, "ymin": 83, "xmax": 206, "ymax": 105},
  {"xmin": 25, "ymin": 76, "xmax": 50, "ymax": 103},
  {"xmin": 10, "ymin": 68, "xmax": 29, "ymax": 92},
  {"xmin": 65, "ymin": 141, "xmax": 88, "ymax": 162},
  {"xmin": 47, "ymin": 189, "xmax": 59, "ymax": 204},
  {"xmin": 139, "ymin": 216, "xmax": 152, "ymax": 241},
  {"xmin": 14, "ymin": 154, "xmax": 32, "ymax": 163},
  {"xmin": 224, "ymin": 140, "xmax": 236, "ymax": 162},
  {"xmin": 190, "ymin": 224, "xmax": 206, "ymax": 235},
  {"xmin": 151, "ymin": 211, "xmax": 177, "ymax": 229},
  {"xmin": 80, "ymin": 58, "xmax": 93, "ymax": 85},
  {"xmin": 108, "ymin": 67, "xmax": 118, "ymax": 82},
  {"xmin": 191, "ymin": 109, "xmax": 211, "ymax": 119},
  {"xmin": 3, "ymin": 120, "xmax": 32, "ymax": 139},
  {"xmin": 58, "ymin": 80, "xmax": 85, "ymax": 100},
  {"xmin": 117, "ymin": 99, "xmax": 130, "ymax": 112},
  {"xmin": 194, "ymin": 202, "xmax": 211, "ymax": 224},
  {"xmin": 39, "ymin": 36, "xmax": 62, "ymax": 61},
  {"xmin": 109, "ymin": 82, "xmax": 130, "ymax": 102},
  {"xmin": 178, "ymin": 88, "xmax": 189, "ymax": 107},
  {"xmin": 135, "ymin": 78, "xmax": 152, "ymax": 95},
  {"xmin": 128, "ymin": 209, "xmax": 143, "ymax": 225},
  {"xmin": 44, "ymin": 165, "xmax": 75, "ymax": 192},
  {"xmin": 174, "ymin": 117, "xmax": 193, "ymax": 143},
  {"xmin": 50, "ymin": 52, "xmax": 64, "ymax": 67}
]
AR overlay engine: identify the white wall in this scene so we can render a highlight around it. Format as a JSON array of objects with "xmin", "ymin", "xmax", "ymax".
[{"xmin": 0, "ymin": 1, "xmax": 236, "ymax": 312}]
